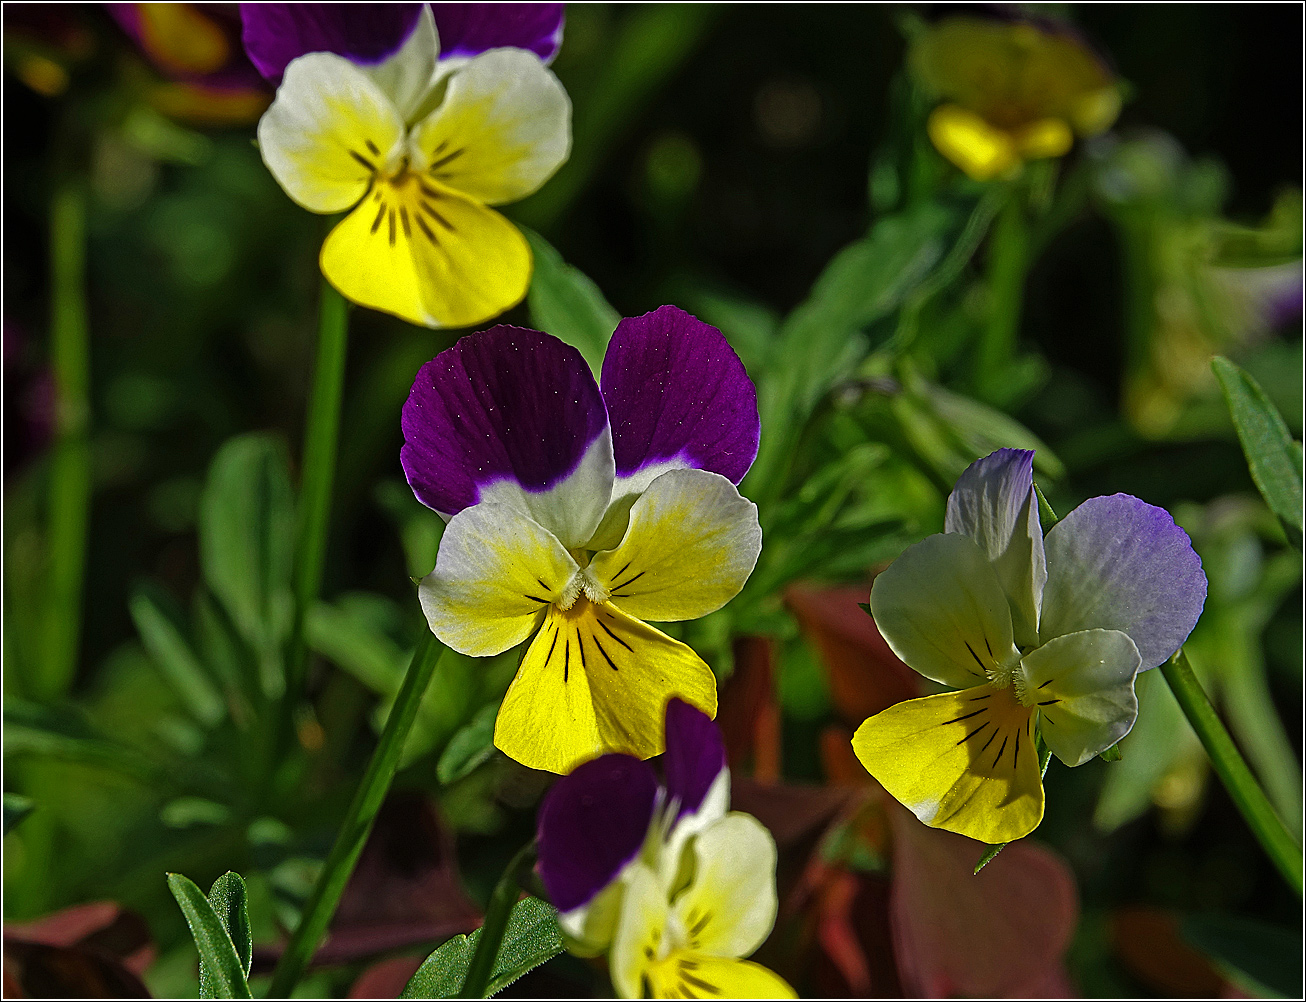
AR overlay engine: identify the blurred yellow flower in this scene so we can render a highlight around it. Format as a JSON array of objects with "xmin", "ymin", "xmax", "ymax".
[{"xmin": 910, "ymin": 16, "xmax": 1120, "ymax": 182}]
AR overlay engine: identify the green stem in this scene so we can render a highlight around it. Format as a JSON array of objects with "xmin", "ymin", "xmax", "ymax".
[
  {"xmin": 267, "ymin": 631, "xmax": 444, "ymax": 997},
  {"xmin": 459, "ymin": 841, "xmax": 538, "ymax": 999},
  {"xmin": 283, "ymin": 280, "xmax": 350, "ymax": 718},
  {"xmin": 42, "ymin": 178, "xmax": 92, "ymax": 700},
  {"xmin": 1161, "ymin": 650, "xmax": 1303, "ymax": 896},
  {"xmin": 976, "ymin": 190, "xmax": 1029, "ymax": 403}
]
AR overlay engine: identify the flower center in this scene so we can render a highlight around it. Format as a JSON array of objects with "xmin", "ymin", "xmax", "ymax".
[{"xmin": 557, "ymin": 565, "xmax": 611, "ymax": 611}]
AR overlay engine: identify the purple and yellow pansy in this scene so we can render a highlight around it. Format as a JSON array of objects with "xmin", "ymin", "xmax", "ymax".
[
  {"xmin": 853, "ymin": 448, "xmax": 1208, "ymax": 843},
  {"xmin": 402, "ymin": 306, "xmax": 762, "ymax": 774},
  {"xmin": 537, "ymin": 699, "xmax": 795, "ymax": 999},
  {"xmin": 242, "ymin": 2, "xmax": 569, "ymax": 328}
]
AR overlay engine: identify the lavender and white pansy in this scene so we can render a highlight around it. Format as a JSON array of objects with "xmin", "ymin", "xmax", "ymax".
[
  {"xmin": 853, "ymin": 448, "xmax": 1208, "ymax": 844},
  {"xmin": 537, "ymin": 700, "xmax": 795, "ymax": 999},
  {"xmin": 401, "ymin": 306, "xmax": 762, "ymax": 774},
  {"xmin": 242, "ymin": 3, "xmax": 569, "ymax": 328}
]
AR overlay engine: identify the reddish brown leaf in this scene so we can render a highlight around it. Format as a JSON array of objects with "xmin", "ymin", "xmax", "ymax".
[
  {"xmin": 348, "ymin": 955, "xmax": 424, "ymax": 999},
  {"xmin": 718, "ymin": 636, "xmax": 782, "ymax": 780},
  {"xmin": 785, "ymin": 582, "xmax": 920, "ymax": 724},
  {"xmin": 888, "ymin": 806, "xmax": 1079, "ymax": 998},
  {"xmin": 1112, "ymin": 906, "xmax": 1227, "ymax": 997},
  {"xmin": 730, "ymin": 776, "xmax": 857, "ymax": 852},
  {"xmin": 3, "ymin": 901, "xmax": 154, "ymax": 998}
]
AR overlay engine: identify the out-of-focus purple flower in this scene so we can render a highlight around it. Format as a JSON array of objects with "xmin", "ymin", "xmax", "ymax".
[{"xmin": 239, "ymin": 2, "xmax": 565, "ymax": 84}]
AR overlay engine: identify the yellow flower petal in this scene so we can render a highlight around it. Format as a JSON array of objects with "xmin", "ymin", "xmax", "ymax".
[
  {"xmin": 589, "ymin": 470, "xmax": 761, "ymax": 623},
  {"xmin": 927, "ymin": 104, "xmax": 1018, "ymax": 182},
  {"xmin": 610, "ymin": 863, "xmax": 668, "ymax": 999},
  {"xmin": 418, "ymin": 502, "xmax": 577, "ymax": 657},
  {"xmin": 410, "ymin": 48, "xmax": 570, "ymax": 206},
  {"xmin": 1014, "ymin": 117, "xmax": 1074, "ymax": 161},
  {"xmin": 494, "ymin": 599, "xmax": 717, "ymax": 774},
  {"xmin": 852, "ymin": 686, "xmax": 1044, "ymax": 844},
  {"xmin": 320, "ymin": 175, "xmax": 531, "ymax": 329},
  {"xmin": 646, "ymin": 956, "xmax": 797, "ymax": 1000},
  {"xmin": 672, "ymin": 814, "xmax": 777, "ymax": 959},
  {"xmin": 257, "ymin": 52, "xmax": 406, "ymax": 213}
]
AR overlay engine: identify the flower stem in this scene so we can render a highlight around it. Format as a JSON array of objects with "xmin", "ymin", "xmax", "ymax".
[
  {"xmin": 284, "ymin": 279, "xmax": 350, "ymax": 712},
  {"xmin": 976, "ymin": 190, "xmax": 1029, "ymax": 404},
  {"xmin": 458, "ymin": 841, "xmax": 538, "ymax": 999},
  {"xmin": 41, "ymin": 177, "xmax": 92, "ymax": 700},
  {"xmin": 267, "ymin": 630, "xmax": 445, "ymax": 998},
  {"xmin": 1161, "ymin": 649, "xmax": 1303, "ymax": 896}
]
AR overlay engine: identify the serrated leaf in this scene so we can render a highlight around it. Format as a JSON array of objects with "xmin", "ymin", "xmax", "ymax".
[
  {"xmin": 523, "ymin": 228, "xmax": 619, "ymax": 376},
  {"xmin": 206, "ymin": 873, "xmax": 252, "ymax": 981},
  {"xmin": 129, "ymin": 588, "xmax": 224, "ymax": 728},
  {"xmin": 3, "ymin": 793, "xmax": 34, "ymax": 835},
  {"xmin": 1213, "ymin": 356, "xmax": 1304, "ymax": 546},
  {"xmin": 402, "ymin": 896, "xmax": 564, "ymax": 998},
  {"xmin": 167, "ymin": 872, "xmax": 252, "ymax": 999},
  {"xmin": 198, "ymin": 434, "xmax": 295, "ymax": 697},
  {"xmin": 437, "ymin": 703, "xmax": 499, "ymax": 784}
]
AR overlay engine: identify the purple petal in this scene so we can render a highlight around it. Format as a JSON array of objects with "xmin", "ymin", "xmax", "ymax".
[
  {"xmin": 400, "ymin": 326, "xmax": 612, "ymax": 544},
  {"xmin": 536, "ymin": 754, "xmax": 658, "ymax": 913},
  {"xmin": 1039, "ymin": 495, "xmax": 1208, "ymax": 669},
  {"xmin": 430, "ymin": 3, "xmax": 566, "ymax": 63},
  {"xmin": 601, "ymin": 306, "xmax": 760, "ymax": 486},
  {"xmin": 945, "ymin": 448, "xmax": 1047, "ymax": 648},
  {"xmin": 240, "ymin": 3, "xmax": 422, "ymax": 83},
  {"xmin": 662, "ymin": 698, "xmax": 727, "ymax": 820}
]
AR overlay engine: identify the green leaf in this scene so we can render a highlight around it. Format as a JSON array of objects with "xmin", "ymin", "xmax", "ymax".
[
  {"xmin": 167, "ymin": 872, "xmax": 253, "ymax": 999},
  {"xmin": 402, "ymin": 896, "xmax": 564, "ymax": 998},
  {"xmin": 746, "ymin": 203, "xmax": 957, "ymax": 500},
  {"xmin": 3, "ymin": 793, "xmax": 34, "ymax": 835},
  {"xmin": 129, "ymin": 587, "xmax": 225, "ymax": 728},
  {"xmin": 437, "ymin": 703, "xmax": 499, "ymax": 784},
  {"xmin": 523, "ymin": 228, "xmax": 619, "ymax": 376},
  {"xmin": 1181, "ymin": 913, "xmax": 1303, "ymax": 997},
  {"xmin": 206, "ymin": 872, "xmax": 253, "ymax": 982},
  {"xmin": 198, "ymin": 434, "xmax": 295, "ymax": 697},
  {"xmin": 3, "ymin": 700, "xmax": 160, "ymax": 781},
  {"xmin": 1212, "ymin": 356, "xmax": 1304, "ymax": 546},
  {"xmin": 1098, "ymin": 743, "xmax": 1124, "ymax": 762}
]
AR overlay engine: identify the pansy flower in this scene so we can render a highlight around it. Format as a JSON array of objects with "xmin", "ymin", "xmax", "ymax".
[
  {"xmin": 853, "ymin": 448, "xmax": 1207, "ymax": 843},
  {"xmin": 910, "ymin": 14, "xmax": 1121, "ymax": 182},
  {"xmin": 402, "ymin": 306, "xmax": 762, "ymax": 774},
  {"xmin": 537, "ymin": 699, "xmax": 796, "ymax": 999},
  {"xmin": 242, "ymin": 3, "xmax": 569, "ymax": 328}
]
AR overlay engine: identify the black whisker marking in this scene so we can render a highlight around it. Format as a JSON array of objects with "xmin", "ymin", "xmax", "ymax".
[
  {"xmin": 680, "ymin": 972, "xmax": 719, "ymax": 994},
  {"xmin": 980, "ymin": 728, "xmax": 999, "ymax": 753},
  {"xmin": 688, "ymin": 912, "xmax": 711, "ymax": 937},
  {"xmin": 941, "ymin": 707, "xmax": 986, "ymax": 726},
  {"xmin": 416, "ymin": 215, "xmax": 437, "ymax": 243},
  {"xmin": 1037, "ymin": 699, "xmax": 1060, "ymax": 706},
  {"xmin": 963, "ymin": 641, "xmax": 987, "ymax": 674},
  {"xmin": 370, "ymin": 202, "xmax": 386, "ymax": 234},
  {"xmin": 364, "ymin": 139, "xmax": 381, "ymax": 156},
  {"xmin": 970, "ymin": 693, "xmax": 991, "ymax": 701},
  {"xmin": 956, "ymin": 721, "xmax": 989, "ymax": 746},
  {"xmin": 596, "ymin": 618, "xmax": 633, "ymax": 651},
  {"xmin": 576, "ymin": 634, "xmax": 588, "ymax": 672},
  {"xmin": 349, "ymin": 150, "xmax": 376, "ymax": 172},
  {"xmin": 612, "ymin": 561, "xmax": 632, "ymax": 580},
  {"xmin": 523, "ymin": 594, "xmax": 549, "ymax": 604},
  {"xmin": 592, "ymin": 634, "xmax": 618, "ymax": 671},
  {"xmin": 429, "ymin": 147, "xmax": 465, "ymax": 171},
  {"xmin": 544, "ymin": 629, "xmax": 559, "ymax": 667},
  {"xmin": 994, "ymin": 734, "xmax": 1009, "ymax": 766},
  {"xmin": 1013, "ymin": 727, "xmax": 1021, "ymax": 767},
  {"xmin": 1037, "ymin": 678, "xmax": 1054, "ymax": 689},
  {"xmin": 420, "ymin": 201, "xmax": 456, "ymax": 231},
  {"xmin": 387, "ymin": 207, "xmax": 396, "ymax": 246},
  {"xmin": 984, "ymin": 636, "xmax": 994, "ymax": 657},
  {"xmin": 611, "ymin": 569, "xmax": 646, "ymax": 591},
  {"xmin": 563, "ymin": 635, "xmax": 570, "ymax": 683},
  {"xmin": 399, "ymin": 205, "xmax": 411, "ymax": 238}
]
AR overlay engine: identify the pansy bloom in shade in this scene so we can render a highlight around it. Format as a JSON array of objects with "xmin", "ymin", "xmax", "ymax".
[
  {"xmin": 402, "ymin": 306, "xmax": 762, "ymax": 774},
  {"xmin": 537, "ymin": 699, "xmax": 796, "ymax": 999},
  {"xmin": 242, "ymin": 3, "xmax": 569, "ymax": 328},
  {"xmin": 910, "ymin": 15, "xmax": 1121, "ymax": 182},
  {"xmin": 853, "ymin": 448, "xmax": 1207, "ymax": 843}
]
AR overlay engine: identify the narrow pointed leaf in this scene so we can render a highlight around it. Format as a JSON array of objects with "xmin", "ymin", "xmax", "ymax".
[
  {"xmin": 167, "ymin": 872, "xmax": 252, "ymax": 999},
  {"xmin": 206, "ymin": 873, "xmax": 252, "ymax": 980}
]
